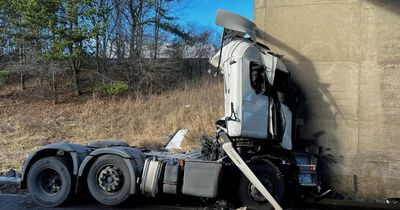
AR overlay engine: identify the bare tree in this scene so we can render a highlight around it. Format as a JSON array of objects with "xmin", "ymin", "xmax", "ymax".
[{"xmin": 0, "ymin": 0, "xmax": 219, "ymax": 99}]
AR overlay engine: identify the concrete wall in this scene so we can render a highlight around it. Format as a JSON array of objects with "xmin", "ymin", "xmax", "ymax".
[{"xmin": 254, "ymin": 0, "xmax": 400, "ymax": 200}]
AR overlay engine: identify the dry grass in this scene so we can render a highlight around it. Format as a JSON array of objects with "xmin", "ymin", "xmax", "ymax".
[{"xmin": 0, "ymin": 78, "xmax": 224, "ymax": 171}]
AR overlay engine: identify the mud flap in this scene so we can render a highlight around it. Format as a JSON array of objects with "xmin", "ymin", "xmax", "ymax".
[{"xmin": 222, "ymin": 142, "xmax": 283, "ymax": 210}]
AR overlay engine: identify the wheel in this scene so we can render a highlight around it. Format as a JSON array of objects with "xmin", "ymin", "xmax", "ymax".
[
  {"xmin": 27, "ymin": 157, "xmax": 73, "ymax": 207},
  {"xmin": 87, "ymin": 155, "xmax": 131, "ymax": 206},
  {"xmin": 238, "ymin": 163, "xmax": 285, "ymax": 210}
]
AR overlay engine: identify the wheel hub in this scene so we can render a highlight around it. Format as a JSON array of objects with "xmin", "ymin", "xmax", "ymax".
[
  {"xmin": 97, "ymin": 166, "xmax": 122, "ymax": 192},
  {"xmin": 39, "ymin": 169, "xmax": 62, "ymax": 195},
  {"xmin": 248, "ymin": 176, "xmax": 274, "ymax": 203}
]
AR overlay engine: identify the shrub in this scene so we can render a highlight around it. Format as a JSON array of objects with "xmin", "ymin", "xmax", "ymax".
[{"xmin": 95, "ymin": 82, "xmax": 129, "ymax": 95}]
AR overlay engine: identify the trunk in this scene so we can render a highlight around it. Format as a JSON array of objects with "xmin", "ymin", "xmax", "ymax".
[
  {"xmin": 19, "ymin": 43, "xmax": 25, "ymax": 90},
  {"xmin": 121, "ymin": 35, "xmax": 126, "ymax": 59},
  {"xmin": 68, "ymin": 15, "xmax": 82, "ymax": 96},
  {"xmin": 136, "ymin": 0, "xmax": 144, "ymax": 56},
  {"xmin": 95, "ymin": 34, "xmax": 100, "ymax": 73},
  {"xmin": 127, "ymin": 0, "xmax": 144, "ymax": 87},
  {"xmin": 128, "ymin": 0, "xmax": 137, "ymax": 59},
  {"xmin": 153, "ymin": 0, "xmax": 161, "ymax": 59},
  {"xmin": 101, "ymin": 31, "xmax": 108, "ymax": 78},
  {"xmin": 137, "ymin": 26, "xmax": 143, "ymax": 57},
  {"xmin": 39, "ymin": 73, "xmax": 45, "ymax": 97},
  {"xmin": 72, "ymin": 59, "xmax": 82, "ymax": 96},
  {"xmin": 52, "ymin": 69, "xmax": 57, "ymax": 104},
  {"xmin": 129, "ymin": 27, "xmax": 135, "ymax": 59},
  {"xmin": 20, "ymin": 69, "xmax": 25, "ymax": 90},
  {"xmin": 115, "ymin": 0, "xmax": 123, "ymax": 63}
]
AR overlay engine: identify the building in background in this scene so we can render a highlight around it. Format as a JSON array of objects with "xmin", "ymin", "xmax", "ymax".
[{"xmin": 254, "ymin": 0, "xmax": 400, "ymax": 200}]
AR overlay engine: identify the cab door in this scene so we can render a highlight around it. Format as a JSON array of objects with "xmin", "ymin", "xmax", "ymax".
[{"xmin": 239, "ymin": 58, "xmax": 270, "ymax": 139}]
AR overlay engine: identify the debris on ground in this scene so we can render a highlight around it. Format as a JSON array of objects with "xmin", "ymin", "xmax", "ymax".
[
  {"xmin": 165, "ymin": 128, "xmax": 187, "ymax": 150},
  {"xmin": 200, "ymin": 135, "xmax": 224, "ymax": 161},
  {"xmin": 385, "ymin": 198, "xmax": 400, "ymax": 204}
]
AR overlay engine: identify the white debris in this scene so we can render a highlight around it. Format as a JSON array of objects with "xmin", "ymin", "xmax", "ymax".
[{"xmin": 165, "ymin": 129, "xmax": 187, "ymax": 150}]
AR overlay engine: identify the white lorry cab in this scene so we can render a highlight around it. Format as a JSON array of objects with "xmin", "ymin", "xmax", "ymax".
[{"xmin": 210, "ymin": 10, "xmax": 294, "ymax": 151}]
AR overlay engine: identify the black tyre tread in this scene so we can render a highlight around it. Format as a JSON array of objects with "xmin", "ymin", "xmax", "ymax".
[
  {"xmin": 86, "ymin": 154, "xmax": 132, "ymax": 206},
  {"xmin": 27, "ymin": 156, "xmax": 73, "ymax": 207},
  {"xmin": 238, "ymin": 163, "xmax": 285, "ymax": 210}
]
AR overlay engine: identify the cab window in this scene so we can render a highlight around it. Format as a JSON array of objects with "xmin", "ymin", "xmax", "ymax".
[{"xmin": 250, "ymin": 62, "xmax": 265, "ymax": 94}]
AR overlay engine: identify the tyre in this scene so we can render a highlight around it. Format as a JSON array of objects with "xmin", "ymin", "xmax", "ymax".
[
  {"xmin": 27, "ymin": 157, "xmax": 73, "ymax": 207},
  {"xmin": 238, "ymin": 163, "xmax": 285, "ymax": 210},
  {"xmin": 87, "ymin": 155, "xmax": 131, "ymax": 206}
]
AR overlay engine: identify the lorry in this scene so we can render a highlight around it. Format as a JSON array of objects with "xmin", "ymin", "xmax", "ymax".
[{"xmin": 1, "ymin": 10, "xmax": 320, "ymax": 210}]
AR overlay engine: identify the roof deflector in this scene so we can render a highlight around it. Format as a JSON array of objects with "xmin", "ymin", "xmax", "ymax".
[{"xmin": 215, "ymin": 9, "xmax": 258, "ymax": 42}]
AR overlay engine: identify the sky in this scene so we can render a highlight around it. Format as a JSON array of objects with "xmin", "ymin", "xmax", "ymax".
[{"xmin": 178, "ymin": 0, "xmax": 254, "ymax": 29}]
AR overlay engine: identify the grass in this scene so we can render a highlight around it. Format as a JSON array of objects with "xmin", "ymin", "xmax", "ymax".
[{"xmin": 0, "ymin": 78, "xmax": 224, "ymax": 171}]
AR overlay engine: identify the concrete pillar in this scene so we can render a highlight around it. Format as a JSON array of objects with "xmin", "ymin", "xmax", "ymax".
[{"xmin": 254, "ymin": 0, "xmax": 400, "ymax": 200}]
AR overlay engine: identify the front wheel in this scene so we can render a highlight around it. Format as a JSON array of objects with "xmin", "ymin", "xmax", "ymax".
[
  {"xmin": 238, "ymin": 163, "xmax": 285, "ymax": 210},
  {"xmin": 87, "ymin": 155, "xmax": 132, "ymax": 206},
  {"xmin": 27, "ymin": 157, "xmax": 73, "ymax": 207}
]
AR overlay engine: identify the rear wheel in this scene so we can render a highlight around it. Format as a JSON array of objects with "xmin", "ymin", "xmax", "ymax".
[
  {"xmin": 27, "ymin": 157, "xmax": 73, "ymax": 207},
  {"xmin": 238, "ymin": 163, "xmax": 285, "ymax": 210},
  {"xmin": 87, "ymin": 155, "xmax": 131, "ymax": 206}
]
